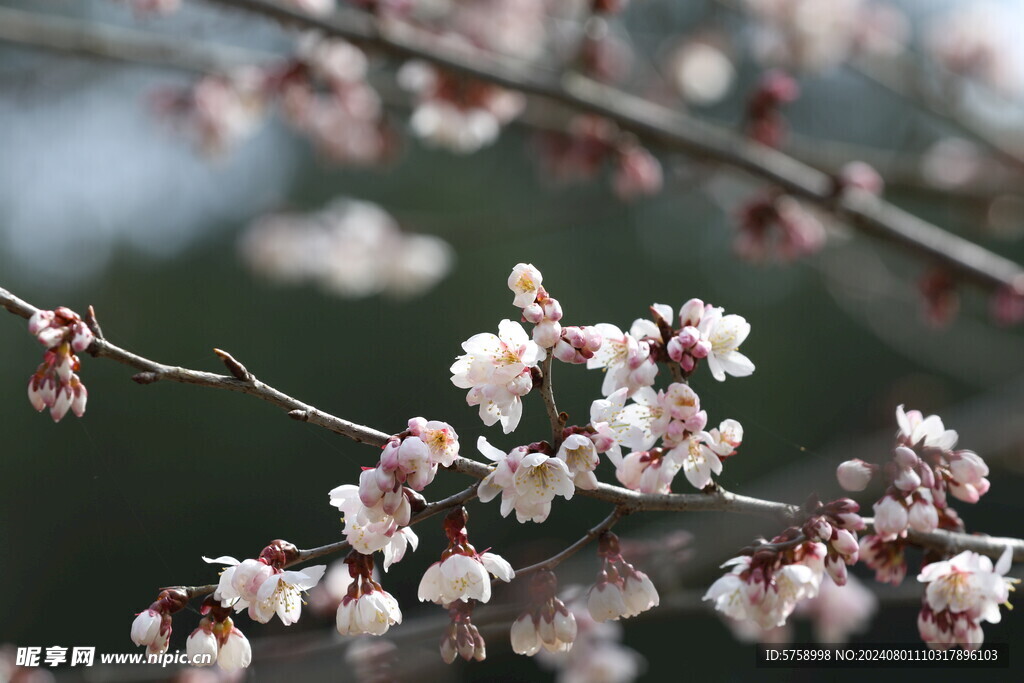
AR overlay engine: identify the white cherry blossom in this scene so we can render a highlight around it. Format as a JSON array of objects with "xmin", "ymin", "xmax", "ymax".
[
  {"xmin": 417, "ymin": 551, "xmax": 514, "ymax": 605},
  {"xmin": 697, "ymin": 306, "xmax": 755, "ymax": 381}
]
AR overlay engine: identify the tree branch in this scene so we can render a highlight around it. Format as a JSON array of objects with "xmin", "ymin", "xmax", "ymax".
[
  {"xmin": 195, "ymin": 0, "xmax": 1024, "ymax": 294},
  {"xmin": 514, "ymin": 506, "xmax": 625, "ymax": 577},
  {"xmin": 538, "ymin": 354, "xmax": 563, "ymax": 448},
  {"xmin": 3, "ymin": 285, "xmax": 1022, "ymax": 564}
]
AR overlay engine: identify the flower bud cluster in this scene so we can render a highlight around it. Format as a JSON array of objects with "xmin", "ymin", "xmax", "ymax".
[
  {"xmin": 185, "ymin": 599, "xmax": 252, "ymax": 671},
  {"xmin": 440, "ymin": 601, "xmax": 487, "ymax": 663},
  {"xmin": 418, "ymin": 508, "xmax": 515, "ymax": 606},
  {"xmin": 335, "ymin": 552, "xmax": 403, "ymax": 637},
  {"xmin": 838, "ymin": 405, "xmax": 991, "ymax": 584},
  {"xmin": 735, "ymin": 192, "xmax": 825, "ymax": 263},
  {"xmin": 587, "ymin": 532, "xmax": 660, "ymax": 623},
  {"xmin": 704, "ymin": 531, "xmax": 827, "ymax": 630},
  {"xmin": 744, "ymin": 69, "xmax": 799, "ymax": 148},
  {"xmin": 511, "ymin": 571, "xmax": 578, "ymax": 656},
  {"xmin": 130, "ymin": 588, "xmax": 188, "ymax": 656},
  {"xmin": 800, "ymin": 497, "xmax": 866, "ymax": 586},
  {"xmin": 552, "ymin": 325, "xmax": 604, "ymax": 364},
  {"xmin": 537, "ymin": 115, "xmax": 663, "ymax": 201},
  {"xmin": 916, "ymin": 547, "xmax": 1017, "ymax": 649},
  {"xmin": 204, "ymin": 540, "xmax": 326, "ymax": 626},
  {"xmin": 27, "ymin": 307, "xmax": 93, "ymax": 422}
]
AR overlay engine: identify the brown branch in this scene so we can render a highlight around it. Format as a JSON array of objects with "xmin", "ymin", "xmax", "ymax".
[
  {"xmin": 514, "ymin": 506, "xmax": 625, "ymax": 577},
  {"xmin": 2, "ymin": 285, "xmax": 1022, "ymax": 565},
  {"xmin": 538, "ymin": 354, "xmax": 563, "ymax": 448},
  {"xmin": 195, "ymin": 0, "xmax": 1024, "ymax": 294}
]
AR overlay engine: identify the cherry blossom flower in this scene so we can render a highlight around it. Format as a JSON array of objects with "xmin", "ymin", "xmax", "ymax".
[
  {"xmin": 129, "ymin": 589, "xmax": 188, "ymax": 657},
  {"xmin": 694, "ymin": 306, "xmax": 755, "ymax": 382},
  {"xmin": 704, "ymin": 535, "xmax": 826, "ymax": 629},
  {"xmin": 329, "ymin": 484, "xmax": 419, "ymax": 566},
  {"xmin": 451, "ymin": 319, "xmax": 545, "ymax": 433},
  {"xmin": 418, "ymin": 508, "xmax": 514, "ymax": 605},
  {"xmin": 556, "ymin": 434, "xmax": 601, "ymax": 490},
  {"xmin": 859, "ymin": 534, "xmax": 907, "ymax": 585},
  {"xmin": 917, "ymin": 546, "xmax": 1017, "ymax": 648},
  {"xmin": 203, "ymin": 542, "xmax": 325, "ymax": 626},
  {"xmin": 185, "ymin": 608, "xmax": 252, "ymax": 671},
  {"xmin": 476, "ymin": 437, "xmax": 574, "ymax": 523},
  {"xmin": 509, "ymin": 263, "xmax": 544, "ymax": 308},
  {"xmin": 587, "ymin": 324, "xmax": 657, "ymax": 397},
  {"xmin": 836, "ymin": 458, "xmax": 874, "ymax": 491}
]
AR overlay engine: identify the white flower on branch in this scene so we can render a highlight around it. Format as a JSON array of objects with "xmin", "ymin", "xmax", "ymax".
[
  {"xmin": 587, "ymin": 324, "xmax": 657, "ymax": 397},
  {"xmin": 477, "ymin": 437, "xmax": 574, "ymax": 523},
  {"xmin": 418, "ymin": 552, "xmax": 514, "ymax": 605},
  {"xmin": 917, "ymin": 546, "xmax": 1017, "ymax": 649},
  {"xmin": 451, "ymin": 320, "xmax": 545, "ymax": 433}
]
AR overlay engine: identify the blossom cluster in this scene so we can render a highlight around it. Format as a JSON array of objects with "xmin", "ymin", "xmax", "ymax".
[
  {"xmin": 477, "ymin": 437, "xmax": 576, "ymax": 523},
  {"xmin": 916, "ymin": 547, "xmax": 1017, "ymax": 649},
  {"xmin": 204, "ymin": 540, "xmax": 326, "ymax": 626},
  {"xmin": 511, "ymin": 571, "xmax": 578, "ymax": 656},
  {"xmin": 335, "ymin": 552, "xmax": 403, "ymax": 637},
  {"xmin": 418, "ymin": 508, "xmax": 514, "ymax": 606},
  {"xmin": 130, "ymin": 588, "xmax": 188, "ymax": 656},
  {"xmin": 704, "ymin": 497, "xmax": 865, "ymax": 630},
  {"xmin": 185, "ymin": 599, "xmax": 253, "ymax": 671},
  {"xmin": 587, "ymin": 532, "xmax": 660, "ymax": 623},
  {"xmin": 26, "ymin": 307, "xmax": 92, "ymax": 422},
  {"xmin": 240, "ymin": 198, "xmax": 454, "ymax": 299},
  {"xmin": 839, "ymin": 405, "xmax": 991, "ymax": 585},
  {"xmin": 330, "ymin": 417, "xmax": 459, "ymax": 565}
]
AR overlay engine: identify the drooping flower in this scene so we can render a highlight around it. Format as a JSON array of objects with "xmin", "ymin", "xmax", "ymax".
[
  {"xmin": 587, "ymin": 532, "xmax": 659, "ymax": 623},
  {"xmin": 477, "ymin": 437, "xmax": 574, "ymax": 523},
  {"xmin": 417, "ymin": 507, "xmax": 514, "ymax": 605},
  {"xmin": 335, "ymin": 552, "xmax": 403, "ymax": 637},
  {"xmin": 129, "ymin": 588, "xmax": 188, "ymax": 657}
]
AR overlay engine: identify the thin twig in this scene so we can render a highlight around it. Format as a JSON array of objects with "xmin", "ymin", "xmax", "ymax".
[
  {"xmin": 2, "ymin": 285, "xmax": 1022, "ymax": 564},
  {"xmin": 514, "ymin": 506, "xmax": 625, "ymax": 577}
]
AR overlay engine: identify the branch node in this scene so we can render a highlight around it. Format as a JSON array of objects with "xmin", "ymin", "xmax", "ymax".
[
  {"xmin": 288, "ymin": 409, "xmax": 310, "ymax": 422},
  {"xmin": 132, "ymin": 371, "xmax": 161, "ymax": 385}
]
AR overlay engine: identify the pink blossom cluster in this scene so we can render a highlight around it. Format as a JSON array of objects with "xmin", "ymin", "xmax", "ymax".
[
  {"xmin": 744, "ymin": 70, "xmax": 800, "ymax": 148},
  {"xmin": 203, "ymin": 540, "xmax": 326, "ymax": 626},
  {"xmin": 335, "ymin": 552, "xmax": 403, "ymax": 637},
  {"xmin": 838, "ymin": 406, "xmax": 990, "ymax": 585},
  {"xmin": 537, "ymin": 116, "xmax": 663, "ymax": 201},
  {"xmin": 185, "ymin": 599, "xmax": 253, "ymax": 671},
  {"xmin": 586, "ymin": 532, "xmax": 660, "ymax": 623},
  {"xmin": 27, "ymin": 307, "xmax": 92, "ymax": 422},
  {"xmin": 508, "ymin": 262, "xmax": 604, "ymax": 362},
  {"xmin": 917, "ymin": 547, "xmax": 1017, "ymax": 649},
  {"xmin": 735, "ymin": 191, "xmax": 825, "ymax": 262},
  {"xmin": 511, "ymin": 571, "xmax": 578, "ymax": 656},
  {"xmin": 130, "ymin": 588, "xmax": 188, "ymax": 656},
  {"xmin": 704, "ymin": 533, "xmax": 828, "ymax": 629},
  {"xmin": 398, "ymin": 60, "xmax": 525, "ymax": 154}
]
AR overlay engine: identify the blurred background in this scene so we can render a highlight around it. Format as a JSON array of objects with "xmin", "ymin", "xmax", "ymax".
[{"xmin": 2, "ymin": 0, "xmax": 1024, "ymax": 681}]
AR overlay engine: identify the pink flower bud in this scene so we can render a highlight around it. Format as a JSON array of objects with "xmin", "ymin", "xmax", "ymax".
[
  {"xmin": 50, "ymin": 385, "xmax": 74, "ymax": 422},
  {"xmin": 679, "ymin": 299, "xmax": 704, "ymax": 327},
  {"xmin": 893, "ymin": 466, "xmax": 921, "ymax": 492},
  {"xmin": 836, "ymin": 459, "xmax": 873, "ymax": 491},
  {"xmin": 522, "ymin": 303, "xmax": 544, "ymax": 324},
  {"xmin": 809, "ymin": 518, "xmax": 833, "ymax": 542},
  {"xmin": 948, "ymin": 451, "xmax": 988, "ymax": 486},
  {"xmin": 582, "ymin": 327, "xmax": 603, "ymax": 353},
  {"xmin": 553, "ymin": 340, "xmax": 580, "ymax": 364},
  {"xmin": 908, "ymin": 500, "xmax": 938, "ymax": 533},
  {"xmin": 71, "ymin": 381, "xmax": 88, "ymax": 418},
  {"xmin": 37, "ymin": 327, "xmax": 64, "ymax": 348},
  {"xmin": 533, "ymin": 321, "xmax": 562, "ymax": 348},
  {"xmin": 28, "ymin": 310, "xmax": 55, "ymax": 336},
  {"xmin": 825, "ymin": 554, "xmax": 848, "ymax": 585},
  {"xmin": 27, "ymin": 378, "xmax": 46, "ymax": 412},
  {"xmin": 71, "ymin": 322, "xmax": 94, "ymax": 352},
  {"xmin": 679, "ymin": 354, "xmax": 696, "ymax": 373},
  {"xmin": 872, "ymin": 496, "xmax": 908, "ymax": 538},
  {"xmin": 359, "ymin": 468, "xmax": 386, "ymax": 507},
  {"xmin": 666, "ymin": 336, "xmax": 684, "ymax": 363},
  {"xmin": 684, "ymin": 410, "xmax": 708, "ymax": 433},
  {"xmin": 893, "ymin": 446, "xmax": 919, "ymax": 468},
  {"xmin": 541, "ymin": 298, "xmax": 563, "ymax": 322},
  {"xmin": 691, "ymin": 340, "xmax": 711, "ymax": 359},
  {"xmin": 379, "ymin": 440, "xmax": 401, "ymax": 472},
  {"xmin": 831, "ymin": 529, "xmax": 859, "ymax": 556}
]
